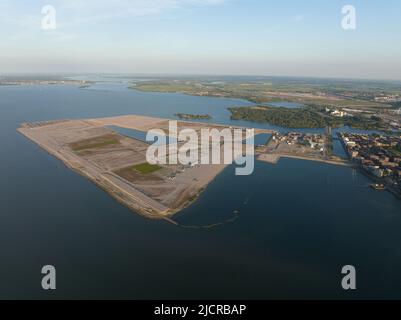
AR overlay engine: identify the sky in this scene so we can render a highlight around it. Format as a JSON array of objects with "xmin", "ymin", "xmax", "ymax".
[{"xmin": 0, "ymin": 0, "xmax": 400, "ymax": 79}]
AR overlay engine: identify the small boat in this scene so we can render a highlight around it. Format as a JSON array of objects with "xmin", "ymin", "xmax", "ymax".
[{"xmin": 370, "ymin": 183, "xmax": 386, "ymax": 191}]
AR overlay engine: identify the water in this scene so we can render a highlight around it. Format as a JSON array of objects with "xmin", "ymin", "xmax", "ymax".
[
  {"xmin": 108, "ymin": 125, "xmax": 178, "ymax": 146},
  {"xmin": 0, "ymin": 83, "xmax": 400, "ymax": 299},
  {"xmin": 253, "ymin": 133, "xmax": 272, "ymax": 146},
  {"xmin": 332, "ymin": 138, "xmax": 348, "ymax": 158},
  {"xmin": 108, "ymin": 125, "xmax": 150, "ymax": 143}
]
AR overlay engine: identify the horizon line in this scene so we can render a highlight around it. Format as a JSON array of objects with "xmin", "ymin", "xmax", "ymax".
[{"xmin": 1, "ymin": 72, "xmax": 401, "ymax": 83}]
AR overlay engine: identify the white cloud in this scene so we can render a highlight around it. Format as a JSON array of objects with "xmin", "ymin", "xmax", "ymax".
[
  {"xmin": 1, "ymin": 0, "xmax": 228, "ymax": 30},
  {"xmin": 0, "ymin": 0, "xmax": 227, "ymax": 43},
  {"xmin": 58, "ymin": 0, "xmax": 227, "ymax": 25}
]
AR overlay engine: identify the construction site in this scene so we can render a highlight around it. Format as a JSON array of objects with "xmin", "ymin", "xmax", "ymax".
[{"xmin": 18, "ymin": 115, "xmax": 268, "ymax": 221}]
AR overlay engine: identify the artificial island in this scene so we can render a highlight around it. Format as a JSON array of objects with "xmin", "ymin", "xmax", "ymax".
[
  {"xmin": 18, "ymin": 115, "xmax": 269, "ymax": 222},
  {"xmin": 18, "ymin": 113, "xmax": 401, "ymax": 222}
]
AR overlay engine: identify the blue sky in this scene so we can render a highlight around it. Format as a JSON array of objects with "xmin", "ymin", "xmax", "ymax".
[{"xmin": 0, "ymin": 0, "xmax": 400, "ymax": 79}]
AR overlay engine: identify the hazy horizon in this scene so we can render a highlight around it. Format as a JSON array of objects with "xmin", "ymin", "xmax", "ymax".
[
  {"xmin": 1, "ymin": 0, "xmax": 401, "ymax": 80},
  {"xmin": 2, "ymin": 72, "xmax": 401, "ymax": 83}
]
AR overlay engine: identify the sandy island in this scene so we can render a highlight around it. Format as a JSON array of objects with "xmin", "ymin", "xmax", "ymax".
[{"xmin": 18, "ymin": 114, "xmax": 271, "ymax": 222}]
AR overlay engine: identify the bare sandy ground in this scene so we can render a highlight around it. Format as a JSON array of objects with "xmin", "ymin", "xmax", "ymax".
[
  {"xmin": 257, "ymin": 153, "xmax": 353, "ymax": 167},
  {"xmin": 18, "ymin": 114, "xmax": 258, "ymax": 221},
  {"xmin": 20, "ymin": 114, "xmax": 352, "ymax": 222}
]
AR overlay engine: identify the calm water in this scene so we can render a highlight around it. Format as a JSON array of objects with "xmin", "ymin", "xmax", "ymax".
[{"xmin": 0, "ymin": 83, "xmax": 400, "ymax": 299}]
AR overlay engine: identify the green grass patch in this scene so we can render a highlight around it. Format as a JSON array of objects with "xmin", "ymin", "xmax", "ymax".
[
  {"xmin": 133, "ymin": 163, "xmax": 162, "ymax": 174},
  {"xmin": 70, "ymin": 134, "xmax": 120, "ymax": 151}
]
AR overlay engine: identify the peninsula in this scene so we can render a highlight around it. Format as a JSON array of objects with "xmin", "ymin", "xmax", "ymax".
[
  {"xmin": 175, "ymin": 113, "xmax": 212, "ymax": 120},
  {"xmin": 18, "ymin": 115, "xmax": 268, "ymax": 221}
]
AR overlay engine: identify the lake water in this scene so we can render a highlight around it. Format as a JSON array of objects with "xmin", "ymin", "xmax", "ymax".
[{"xmin": 0, "ymin": 83, "xmax": 400, "ymax": 299}]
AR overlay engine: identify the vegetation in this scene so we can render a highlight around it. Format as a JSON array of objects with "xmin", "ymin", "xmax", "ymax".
[
  {"xmin": 328, "ymin": 115, "xmax": 384, "ymax": 130},
  {"xmin": 131, "ymin": 79, "xmax": 391, "ymax": 108},
  {"xmin": 133, "ymin": 83, "xmax": 199, "ymax": 93},
  {"xmin": 228, "ymin": 105, "xmax": 385, "ymax": 130},
  {"xmin": 130, "ymin": 78, "xmax": 398, "ymax": 130},
  {"xmin": 132, "ymin": 163, "xmax": 162, "ymax": 174},
  {"xmin": 70, "ymin": 134, "xmax": 120, "ymax": 151},
  {"xmin": 229, "ymin": 106, "xmax": 327, "ymax": 128},
  {"xmin": 114, "ymin": 164, "xmax": 163, "ymax": 183},
  {"xmin": 175, "ymin": 113, "xmax": 212, "ymax": 120}
]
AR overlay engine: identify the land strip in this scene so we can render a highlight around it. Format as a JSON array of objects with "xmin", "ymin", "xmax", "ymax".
[{"xmin": 18, "ymin": 115, "xmax": 269, "ymax": 221}]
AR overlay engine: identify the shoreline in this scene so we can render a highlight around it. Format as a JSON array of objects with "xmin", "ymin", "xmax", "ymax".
[
  {"xmin": 337, "ymin": 132, "xmax": 401, "ymax": 199},
  {"xmin": 257, "ymin": 153, "xmax": 354, "ymax": 167},
  {"xmin": 17, "ymin": 127, "xmax": 169, "ymax": 221},
  {"xmin": 17, "ymin": 115, "xmax": 235, "ymax": 222}
]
